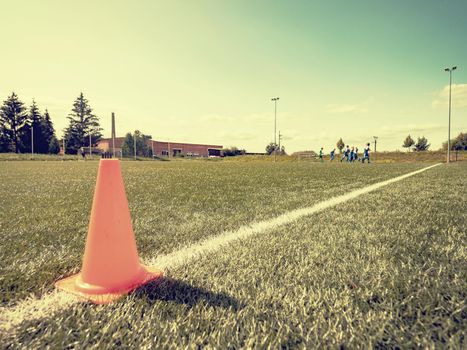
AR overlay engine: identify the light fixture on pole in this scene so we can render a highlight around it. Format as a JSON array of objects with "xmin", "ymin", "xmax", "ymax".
[
  {"xmin": 271, "ymin": 97, "xmax": 280, "ymax": 162},
  {"xmin": 444, "ymin": 66, "xmax": 457, "ymax": 163}
]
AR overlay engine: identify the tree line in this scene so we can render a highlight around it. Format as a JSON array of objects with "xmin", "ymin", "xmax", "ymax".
[
  {"xmin": 0, "ymin": 92, "xmax": 102, "ymax": 154},
  {"xmin": 0, "ymin": 93, "xmax": 59, "ymax": 153}
]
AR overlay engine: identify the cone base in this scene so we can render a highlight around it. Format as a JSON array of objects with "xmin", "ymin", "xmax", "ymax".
[{"xmin": 55, "ymin": 265, "xmax": 163, "ymax": 304}]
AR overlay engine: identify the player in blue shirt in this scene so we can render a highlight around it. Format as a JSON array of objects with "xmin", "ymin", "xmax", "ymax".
[
  {"xmin": 362, "ymin": 143, "xmax": 371, "ymax": 163},
  {"xmin": 330, "ymin": 148, "xmax": 335, "ymax": 161},
  {"xmin": 341, "ymin": 145, "xmax": 350, "ymax": 162}
]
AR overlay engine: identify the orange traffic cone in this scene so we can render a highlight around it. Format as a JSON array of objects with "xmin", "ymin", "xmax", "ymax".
[{"xmin": 55, "ymin": 159, "xmax": 162, "ymax": 304}]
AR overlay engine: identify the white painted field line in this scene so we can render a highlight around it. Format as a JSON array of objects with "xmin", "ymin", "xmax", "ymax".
[
  {"xmin": 147, "ymin": 163, "xmax": 441, "ymax": 270},
  {"xmin": 0, "ymin": 163, "xmax": 441, "ymax": 334}
]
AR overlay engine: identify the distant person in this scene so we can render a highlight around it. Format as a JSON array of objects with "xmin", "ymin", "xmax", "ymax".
[
  {"xmin": 341, "ymin": 145, "xmax": 350, "ymax": 162},
  {"xmin": 354, "ymin": 147, "xmax": 359, "ymax": 162},
  {"xmin": 330, "ymin": 148, "xmax": 335, "ymax": 161},
  {"xmin": 80, "ymin": 147, "xmax": 86, "ymax": 160},
  {"xmin": 349, "ymin": 147, "xmax": 355, "ymax": 162},
  {"xmin": 319, "ymin": 147, "xmax": 324, "ymax": 162},
  {"xmin": 362, "ymin": 143, "xmax": 371, "ymax": 163}
]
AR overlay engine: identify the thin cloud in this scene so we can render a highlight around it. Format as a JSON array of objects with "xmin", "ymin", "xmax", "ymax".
[
  {"xmin": 380, "ymin": 123, "xmax": 443, "ymax": 134},
  {"xmin": 325, "ymin": 97, "xmax": 374, "ymax": 114},
  {"xmin": 201, "ymin": 113, "xmax": 270, "ymax": 123},
  {"xmin": 325, "ymin": 104, "xmax": 368, "ymax": 114},
  {"xmin": 432, "ymin": 84, "xmax": 467, "ymax": 109}
]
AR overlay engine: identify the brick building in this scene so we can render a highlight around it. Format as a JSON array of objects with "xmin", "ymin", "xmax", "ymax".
[{"xmin": 97, "ymin": 137, "xmax": 223, "ymax": 157}]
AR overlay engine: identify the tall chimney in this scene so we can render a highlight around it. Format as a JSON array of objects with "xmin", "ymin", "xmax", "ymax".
[{"xmin": 111, "ymin": 112, "xmax": 116, "ymax": 157}]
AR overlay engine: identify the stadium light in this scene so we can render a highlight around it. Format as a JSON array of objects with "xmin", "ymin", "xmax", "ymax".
[
  {"xmin": 444, "ymin": 66, "xmax": 457, "ymax": 163},
  {"xmin": 271, "ymin": 97, "xmax": 280, "ymax": 162}
]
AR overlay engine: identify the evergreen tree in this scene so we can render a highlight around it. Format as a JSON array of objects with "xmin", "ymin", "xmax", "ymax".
[
  {"xmin": 0, "ymin": 123, "xmax": 11, "ymax": 152},
  {"xmin": 402, "ymin": 135, "xmax": 415, "ymax": 152},
  {"xmin": 0, "ymin": 93, "xmax": 28, "ymax": 153},
  {"xmin": 336, "ymin": 138, "xmax": 345, "ymax": 153},
  {"xmin": 21, "ymin": 100, "xmax": 50, "ymax": 153},
  {"xmin": 63, "ymin": 93, "xmax": 102, "ymax": 154},
  {"xmin": 48, "ymin": 136, "xmax": 60, "ymax": 154},
  {"xmin": 42, "ymin": 109, "xmax": 57, "ymax": 153},
  {"xmin": 414, "ymin": 136, "xmax": 430, "ymax": 151}
]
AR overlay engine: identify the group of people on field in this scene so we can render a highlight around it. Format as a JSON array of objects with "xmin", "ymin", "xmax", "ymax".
[{"xmin": 319, "ymin": 143, "xmax": 371, "ymax": 163}]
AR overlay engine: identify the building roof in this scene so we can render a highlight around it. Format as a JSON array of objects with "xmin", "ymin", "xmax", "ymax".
[{"xmin": 98, "ymin": 138, "xmax": 223, "ymax": 149}]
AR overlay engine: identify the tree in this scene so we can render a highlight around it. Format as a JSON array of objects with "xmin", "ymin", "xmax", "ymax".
[
  {"xmin": 402, "ymin": 135, "xmax": 415, "ymax": 152},
  {"xmin": 265, "ymin": 142, "xmax": 278, "ymax": 155},
  {"xmin": 122, "ymin": 130, "xmax": 152, "ymax": 157},
  {"xmin": 42, "ymin": 109, "xmax": 58, "ymax": 153},
  {"xmin": 63, "ymin": 93, "xmax": 102, "ymax": 154},
  {"xmin": 414, "ymin": 136, "xmax": 430, "ymax": 151},
  {"xmin": 442, "ymin": 132, "xmax": 467, "ymax": 151},
  {"xmin": 20, "ymin": 100, "xmax": 51, "ymax": 153},
  {"xmin": 454, "ymin": 132, "xmax": 467, "ymax": 151},
  {"xmin": 0, "ymin": 123, "xmax": 11, "ymax": 152},
  {"xmin": 0, "ymin": 93, "xmax": 28, "ymax": 153},
  {"xmin": 336, "ymin": 138, "xmax": 345, "ymax": 153},
  {"xmin": 48, "ymin": 136, "xmax": 60, "ymax": 154},
  {"xmin": 222, "ymin": 146, "xmax": 246, "ymax": 156}
]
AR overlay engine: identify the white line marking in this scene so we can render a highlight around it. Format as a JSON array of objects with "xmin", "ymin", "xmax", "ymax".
[
  {"xmin": 147, "ymin": 163, "xmax": 441, "ymax": 270},
  {"xmin": 0, "ymin": 163, "xmax": 441, "ymax": 334}
]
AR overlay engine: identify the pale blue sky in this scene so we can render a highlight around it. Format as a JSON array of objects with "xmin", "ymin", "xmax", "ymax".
[{"xmin": 1, "ymin": 0, "xmax": 466, "ymax": 152}]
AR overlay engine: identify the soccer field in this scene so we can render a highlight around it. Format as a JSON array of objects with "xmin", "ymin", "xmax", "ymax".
[{"xmin": 1, "ymin": 160, "xmax": 466, "ymax": 348}]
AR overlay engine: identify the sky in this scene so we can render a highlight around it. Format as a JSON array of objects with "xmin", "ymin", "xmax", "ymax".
[{"xmin": 1, "ymin": 0, "xmax": 466, "ymax": 152}]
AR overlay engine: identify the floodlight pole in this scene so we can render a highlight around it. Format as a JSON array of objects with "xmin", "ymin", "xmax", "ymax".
[
  {"xmin": 271, "ymin": 97, "xmax": 280, "ymax": 162},
  {"xmin": 445, "ymin": 66, "xmax": 457, "ymax": 163}
]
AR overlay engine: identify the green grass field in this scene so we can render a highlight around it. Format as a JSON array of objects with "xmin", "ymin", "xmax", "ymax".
[{"xmin": 1, "ymin": 160, "xmax": 466, "ymax": 348}]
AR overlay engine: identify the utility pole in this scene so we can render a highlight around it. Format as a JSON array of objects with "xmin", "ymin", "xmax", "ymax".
[
  {"xmin": 444, "ymin": 66, "xmax": 457, "ymax": 163},
  {"xmin": 271, "ymin": 97, "xmax": 280, "ymax": 162}
]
